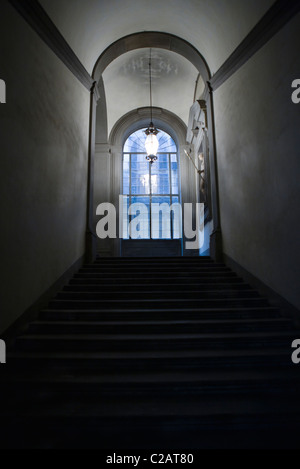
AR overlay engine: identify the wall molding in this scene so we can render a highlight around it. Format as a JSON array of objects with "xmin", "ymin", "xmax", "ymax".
[
  {"xmin": 95, "ymin": 144, "xmax": 111, "ymax": 154},
  {"xmin": 8, "ymin": 0, "xmax": 94, "ymax": 91},
  {"xmin": 210, "ymin": 0, "xmax": 300, "ymax": 91}
]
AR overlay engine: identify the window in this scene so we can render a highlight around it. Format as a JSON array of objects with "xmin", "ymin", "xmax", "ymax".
[{"xmin": 123, "ymin": 128, "xmax": 181, "ymax": 240}]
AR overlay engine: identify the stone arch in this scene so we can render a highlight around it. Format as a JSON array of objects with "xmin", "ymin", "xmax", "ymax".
[
  {"xmin": 88, "ymin": 32, "xmax": 222, "ymax": 260},
  {"xmin": 109, "ymin": 106, "xmax": 187, "ymax": 149},
  {"xmin": 92, "ymin": 32, "xmax": 211, "ymax": 83},
  {"xmin": 94, "ymin": 107, "xmax": 198, "ymax": 257},
  {"xmin": 93, "ymin": 31, "xmax": 211, "ymax": 152}
]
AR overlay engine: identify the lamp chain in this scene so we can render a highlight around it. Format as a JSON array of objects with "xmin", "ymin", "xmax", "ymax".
[{"xmin": 149, "ymin": 49, "xmax": 153, "ymax": 123}]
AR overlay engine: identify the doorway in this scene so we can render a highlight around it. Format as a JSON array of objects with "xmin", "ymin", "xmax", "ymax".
[{"xmin": 121, "ymin": 128, "xmax": 182, "ymax": 257}]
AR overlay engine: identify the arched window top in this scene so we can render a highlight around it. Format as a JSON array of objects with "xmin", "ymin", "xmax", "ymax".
[{"xmin": 124, "ymin": 128, "xmax": 177, "ymax": 154}]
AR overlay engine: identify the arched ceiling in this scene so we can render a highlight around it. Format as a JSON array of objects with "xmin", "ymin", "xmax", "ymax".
[
  {"xmin": 40, "ymin": 0, "xmax": 274, "ymax": 75},
  {"xmin": 102, "ymin": 48, "xmax": 202, "ymax": 135}
]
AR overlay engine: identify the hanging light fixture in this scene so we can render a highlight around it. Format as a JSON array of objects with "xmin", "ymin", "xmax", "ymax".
[{"xmin": 145, "ymin": 49, "xmax": 159, "ymax": 164}]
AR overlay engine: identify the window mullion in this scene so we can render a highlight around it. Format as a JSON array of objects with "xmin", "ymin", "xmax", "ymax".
[
  {"xmin": 129, "ymin": 154, "xmax": 132, "ymax": 239},
  {"xmin": 169, "ymin": 153, "xmax": 174, "ymax": 240},
  {"xmin": 149, "ymin": 160, "xmax": 152, "ymax": 239}
]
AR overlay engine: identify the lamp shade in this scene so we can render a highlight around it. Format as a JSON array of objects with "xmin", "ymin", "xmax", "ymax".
[{"xmin": 145, "ymin": 132, "xmax": 159, "ymax": 157}]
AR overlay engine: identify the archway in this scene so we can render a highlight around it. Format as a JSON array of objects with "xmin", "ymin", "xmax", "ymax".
[
  {"xmin": 92, "ymin": 32, "xmax": 211, "ymax": 83},
  {"xmin": 89, "ymin": 32, "xmax": 222, "ymax": 260},
  {"xmin": 94, "ymin": 107, "xmax": 199, "ymax": 257},
  {"xmin": 121, "ymin": 127, "xmax": 181, "ymax": 257}
]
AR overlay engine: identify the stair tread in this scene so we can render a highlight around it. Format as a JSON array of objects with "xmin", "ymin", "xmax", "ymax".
[
  {"xmin": 96, "ymin": 256, "xmax": 212, "ymax": 259},
  {"xmin": 1, "ymin": 368, "xmax": 299, "ymax": 384},
  {"xmin": 1, "ymin": 396, "xmax": 300, "ymax": 419},
  {"xmin": 67, "ymin": 283, "xmax": 249, "ymax": 287},
  {"xmin": 31, "ymin": 318, "xmax": 290, "ymax": 327},
  {"xmin": 18, "ymin": 331, "xmax": 295, "ymax": 340},
  {"xmin": 75, "ymin": 272, "xmax": 237, "ymax": 275},
  {"xmin": 42, "ymin": 306, "xmax": 279, "ymax": 313},
  {"xmin": 61, "ymin": 288, "xmax": 261, "ymax": 292},
  {"xmin": 84, "ymin": 262, "xmax": 231, "ymax": 265},
  {"xmin": 71, "ymin": 278, "xmax": 244, "ymax": 283},
  {"xmin": 8, "ymin": 347, "xmax": 291, "ymax": 360},
  {"xmin": 79, "ymin": 268, "xmax": 231, "ymax": 272},
  {"xmin": 51, "ymin": 298, "xmax": 267, "ymax": 303}
]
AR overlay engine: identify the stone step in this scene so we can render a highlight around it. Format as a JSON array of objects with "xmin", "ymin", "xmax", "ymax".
[
  {"xmin": 0, "ymin": 393, "xmax": 300, "ymax": 434},
  {"xmin": 16, "ymin": 331, "xmax": 295, "ymax": 352},
  {"xmin": 74, "ymin": 271, "xmax": 239, "ymax": 279},
  {"xmin": 1, "ymin": 415, "xmax": 299, "ymax": 450},
  {"xmin": 28, "ymin": 318, "xmax": 292, "ymax": 335},
  {"xmin": 86, "ymin": 261, "xmax": 219, "ymax": 268},
  {"xmin": 40, "ymin": 306, "xmax": 282, "ymax": 321},
  {"xmin": 65, "ymin": 282, "xmax": 253, "ymax": 292},
  {"xmin": 1, "ymin": 369, "xmax": 299, "ymax": 397},
  {"xmin": 6, "ymin": 348, "xmax": 293, "ymax": 372},
  {"xmin": 49, "ymin": 297, "xmax": 270, "ymax": 310},
  {"xmin": 56, "ymin": 290, "xmax": 261, "ymax": 301},
  {"xmin": 70, "ymin": 276, "xmax": 244, "ymax": 285},
  {"xmin": 94, "ymin": 256, "xmax": 213, "ymax": 263},
  {"xmin": 78, "ymin": 267, "xmax": 232, "ymax": 275},
  {"xmin": 80, "ymin": 263, "xmax": 228, "ymax": 271}
]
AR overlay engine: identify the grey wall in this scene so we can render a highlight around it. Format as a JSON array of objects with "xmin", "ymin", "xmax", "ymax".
[
  {"xmin": 214, "ymin": 14, "xmax": 300, "ymax": 309},
  {"xmin": 0, "ymin": 3, "xmax": 90, "ymax": 333}
]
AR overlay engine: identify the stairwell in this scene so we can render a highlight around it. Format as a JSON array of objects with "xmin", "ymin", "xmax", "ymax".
[{"xmin": 0, "ymin": 256, "xmax": 300, "ymax": 449}]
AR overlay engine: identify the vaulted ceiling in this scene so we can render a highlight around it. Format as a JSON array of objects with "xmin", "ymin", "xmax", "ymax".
[
  {"xmin": 39, "ymin": 0, "xmax": 275, "ymax": 133},
  {"xmin": 102, "ymin": 48, "xmax": 202, "ymax": 135},
  {"xmin": 40, "ymin": 0, "xmax": 274, "ymax": 74}
]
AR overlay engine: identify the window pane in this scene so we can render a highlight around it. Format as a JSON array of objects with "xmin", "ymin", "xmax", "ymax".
[
  {"xmin": 151, "ymin": 155, "xmax": 170, "ymax": 195},
  {"xmin": 151, "ymin": 196, "xmax": 172, "ymax": 240},
  {"xmin": 130, "ymin": 196, "xmax": 150, "ymax": 239},
  {"xmin": 172, "ymin": 196, "xmax": 182, "ymax": 239},
  {"xmin": 123, "ymin": 155, "xmax": 130, "ymax": 195},
  {"xmin": 124, "ymin": 129, "xmax": 147, "ymax": 153},
  {"xmin": 157, "ymin": 132, "xmax": 177, "ymax": 153},
  {"xmin": 121, "ymin": 195, "xmax": 130, "ymax": 240},
  {"xmin": 171, "ymin": 155, "xmax": 179, "ymax": 195},
  {"xmin": 131, "ymin": 155, "xmax": 150, "ymax": 195}
]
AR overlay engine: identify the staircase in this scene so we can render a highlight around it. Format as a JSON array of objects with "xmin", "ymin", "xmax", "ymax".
[{"xmin": 1, "ymin": 256, "xmax": 300, "ymax": 449}]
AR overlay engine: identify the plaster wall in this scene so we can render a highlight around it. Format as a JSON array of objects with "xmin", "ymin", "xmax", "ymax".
[
  {"xmin": 0, "ymin": 3, "xmax": 90, "ymax": 333},
  {"xmin": 214, "ymin": 14, "xmax": 300, "ymax": 309}
]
